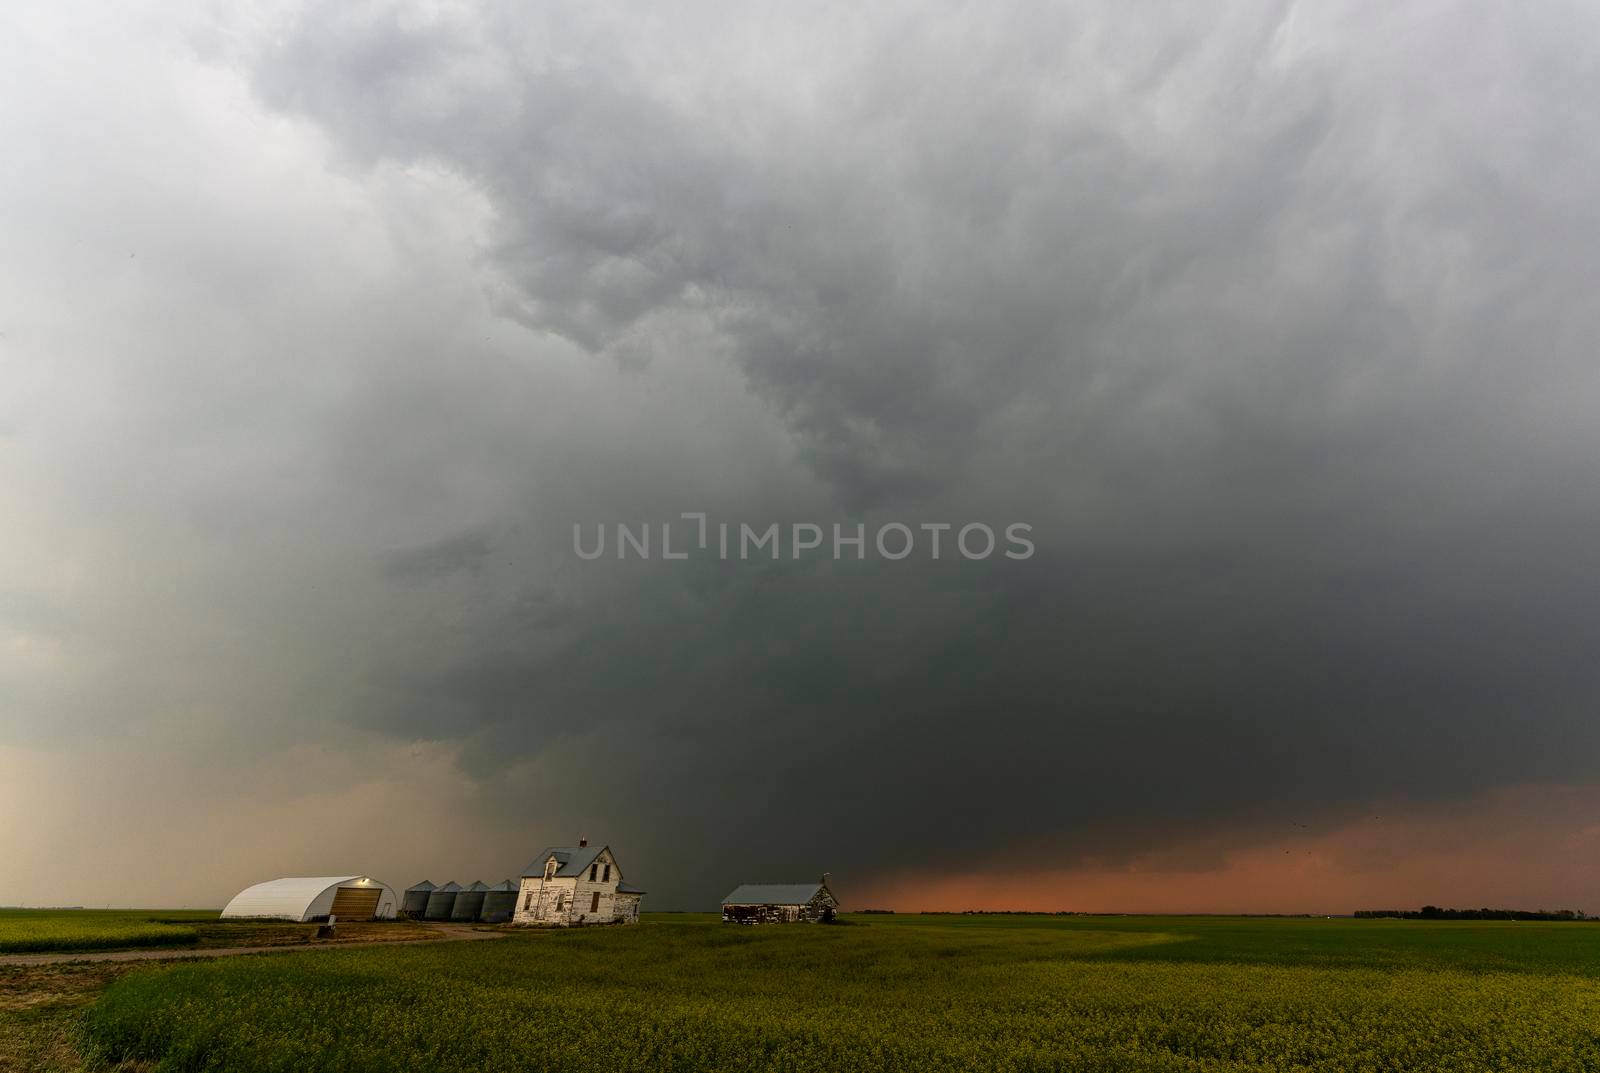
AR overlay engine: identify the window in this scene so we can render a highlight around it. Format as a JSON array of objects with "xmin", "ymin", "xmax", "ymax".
[
  {"xmin": 603, "ymin": 864, "xmax": 611, "ymax": 882},
  {"xmin": 590, "ymin": 863, "xmax": 598, "ymax": 881},
  {"xmin": 524, "ymin": 892, "xmax": 533, "ymax": 910},
  {"xmin": 545, "ymin": 860, "xmax": 556, "ymax": 880},
  {"xmin": 590, "ymin": 891, "xmax": 600, "ymax": 913},
  {"xmin": 556, "ymin": 893, "xmax": 565, "ymax": 911}
]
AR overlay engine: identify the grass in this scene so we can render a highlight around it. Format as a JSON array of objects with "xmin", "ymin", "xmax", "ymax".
[
  {"xmin": 0, "ymin": 963, "xmax": 138, "ymax": 1073},
  {"xmin": 0, "ymin": 911, "xmax": 447, "ymax": 1071},
  {"xmin": 183, "ymin": 918, "xmax": 443, "ymax": 949},
  {"xmin": 73, "ymin": 913, "xmax": 1600, "ymax": 1071},
  {"xmin": 0, "ymin": 910, "xmax": 441, "ymax": 958},
  {"xmin": 0, "ymin": 910, "xmax": 213, "ymax": 955}
]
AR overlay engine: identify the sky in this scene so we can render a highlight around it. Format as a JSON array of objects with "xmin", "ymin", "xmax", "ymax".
[{"xmin": 3, "ymin": 0, "xmax": 1599, "ymax": 913}]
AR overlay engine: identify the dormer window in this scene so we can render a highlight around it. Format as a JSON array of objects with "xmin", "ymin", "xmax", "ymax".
[{"xmin": 544, "ymin": 859, "xmax": 556, "ymax": 880}]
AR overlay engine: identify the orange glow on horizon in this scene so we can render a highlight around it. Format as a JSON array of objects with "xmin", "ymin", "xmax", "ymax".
[{"xmin": 852, "ymin": 784, "xmax": 1600, "ymax": 916}]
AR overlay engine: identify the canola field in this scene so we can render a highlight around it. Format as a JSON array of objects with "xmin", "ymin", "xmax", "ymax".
[
  {"xmin": 78, "ymin": 914, "xmax": 1600, "ymax": 1071},
  {"xmin": 0, "ymin": 910, "xmax": 207, "ymax": 955}
]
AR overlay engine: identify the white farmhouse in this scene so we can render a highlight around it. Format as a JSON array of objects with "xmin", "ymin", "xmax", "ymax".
[{"xmin": 513, "ymin": 839, "xmax": 645, "ymax": 926}]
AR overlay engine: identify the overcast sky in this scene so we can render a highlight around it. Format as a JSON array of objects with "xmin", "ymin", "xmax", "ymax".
[{"xmin": 4, "ymin": 1, "xmax": 1600, "ymax": 912}]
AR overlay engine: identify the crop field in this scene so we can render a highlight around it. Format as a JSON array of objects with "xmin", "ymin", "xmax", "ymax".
[
  {"xmin": 66, "ymin": 913, "xmax": 1600, "ymax": 1072},
  {"xmin": 0, "ymin": 910, "xmax": 213, "ymax": 955}
]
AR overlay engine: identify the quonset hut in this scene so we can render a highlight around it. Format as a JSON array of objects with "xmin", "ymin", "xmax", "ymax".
[
  {"xmin": 221, "ymin": 877, "xmax": 399, "ymax": 922},
  {"xmin": 402, "ymin": 880, "xmax": 435, "ymax": 918},
  {"xmin": 720, "ymin": 877, "xmax": 838, "ymax": 924},
  {"xmin": 424, "ymin": 881, "xmax": 461, "ymax": 921},
  {"xmin": 479, "ymin": 880, "xmax": 519, "ymax": 923},
  {"xmin": 451, "ymin": 880, "xmax": 490, "ymax": 922}
]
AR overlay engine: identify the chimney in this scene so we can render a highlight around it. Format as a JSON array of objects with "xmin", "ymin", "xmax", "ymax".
[{"xmin": 578, "ymin": 837, "xmax": 588, "ymax": 848}]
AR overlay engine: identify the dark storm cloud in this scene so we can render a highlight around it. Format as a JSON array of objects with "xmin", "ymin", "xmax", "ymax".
[
  {"xmin": 382, "ymin": 529, "xmax": 495, "ymax": 582},
  {"xmin": 6, "ymin": 1, "xmax": 1600, "ymax": 909},
  {"xmin": 223, "ymin": 0, "xmax": 1600, "ymax": 905}
]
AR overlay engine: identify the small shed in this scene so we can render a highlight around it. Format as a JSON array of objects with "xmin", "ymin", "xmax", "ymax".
[
  {"xmin": 221, "ymin": 876, "xmax": 399, "ymax": 922},
  {"xmin": 424, "ymin": 881, "xmax": 462, "ymax": 921},
  {"xmin": 721, "ymin": 877, "xmax": 838, "ymax": 924},
  {"xmin": 451, "ymin": 880, "xmax": 490, "ymax": 922},
  {"xmin": 402, "ymin": 880, "xmax": 435, "ymax": 918},
  {"xmin": 479, "ymin": 880, "xmax": 519, "ymax": 923}
]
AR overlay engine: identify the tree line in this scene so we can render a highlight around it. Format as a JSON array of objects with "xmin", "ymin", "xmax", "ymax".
[{"xmin": 1355, "ymin": 907, "xmax": 1590, "ymax": 921}]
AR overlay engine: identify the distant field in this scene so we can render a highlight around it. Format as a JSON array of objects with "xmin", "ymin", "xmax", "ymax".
[
  {"xmin": 76, "ymin": 913, "xmax": 1600, "ymax": 1071},
  {"xmin": 0, "ymin": 910, "xmax": 212, "ymax": 955}
]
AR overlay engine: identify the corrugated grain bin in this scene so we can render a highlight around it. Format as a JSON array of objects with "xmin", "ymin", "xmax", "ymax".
[
  {"xmin": 423, "ymin": 881, "xmax": 462, "ymax": 920},
  {"xmin": 450, "ymin": 880, "xmax": 490, "ymax": 922},
  {"xmin": 402, "ymin": 880, "xmax": 435, "ymax": 918},
  {"xmin": 479, "ymin": 879, "xmax": 519, "ymax": 923}
]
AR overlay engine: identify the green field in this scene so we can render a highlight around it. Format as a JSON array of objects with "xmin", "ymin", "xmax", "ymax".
[
  {"xmin": 0, "ymin": 910, "xmax": 212, "ymax": 955},
  {"xmin": 74, "ymin": 914, "xmax": 1600, "ymax": 1071}
]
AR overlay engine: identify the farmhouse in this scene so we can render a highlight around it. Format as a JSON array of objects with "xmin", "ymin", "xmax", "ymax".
[
  {"xmin": 721, "ymin": 877, "xmax": 838, "ymax": 924},
  {"xmin": 513, "ymin": 839, "xmax": 645, "ymax": 925},
  {"xmin": 221, "ymin": 876, "xmax": 399, "ymax": 922}
]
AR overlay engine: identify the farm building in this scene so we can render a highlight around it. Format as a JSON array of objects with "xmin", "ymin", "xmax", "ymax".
[
  {"xmin": 721, "ymin": 878, "xmax": 838, "ymax": 924},
  {"xmin": 424, "ymin": 881, "xmax": 462, "ymax": 920},
  {"xmin": 402, "ymin": 880, "xmax": 435, "ymax": 918},
  {"xmin": 221, "ymin": 876, "xmax": 399, "ymax": 922},
  {"xmin": 479, "ymin": 879, "xmax": 519, "ymax": 923},
  {"xmin": 514, "ymin": 839, "xmax": 645, "ymax": 926},
  {"xmin": 451, "ymin": 880, "xmax": 490, "ymax": 922}
]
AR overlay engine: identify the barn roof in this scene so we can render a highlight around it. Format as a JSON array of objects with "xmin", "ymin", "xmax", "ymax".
[
  {"xmin": 520, "ymin": 845, "xmax": 607, "ymax": 879},
  {"xmin": 220, "ymin": 876, "xmax": 399, "ymax": 922},
  {"xmin": 721, "ymin": 883, "xmax": 826, "ymax": 906}
]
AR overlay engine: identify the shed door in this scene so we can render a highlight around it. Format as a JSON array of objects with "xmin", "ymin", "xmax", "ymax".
[{"xmin": 330, "ymin": 886, "xmax": 382, "ymax": 920}]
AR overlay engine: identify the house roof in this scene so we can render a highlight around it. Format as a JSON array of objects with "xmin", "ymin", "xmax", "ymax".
[
  {"xmin": 721, "ymin": 883, "xmax": 828, "ymax": 906},
  {"xmin": 520, "ymin": 845, "xmax": 607, "ymax": 879},
  {"xmin": 617, "ymin": 882, "xmax": 647, "ymax": 894}
]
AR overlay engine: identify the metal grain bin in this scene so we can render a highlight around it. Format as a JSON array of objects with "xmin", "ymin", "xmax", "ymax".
[
  {"xmin": 423, "ymin": 880, "xmax": 461, "ymax": 921},
  {"xmin": 450, "ymin": 880, "xmax": 490, "ymax": 922},
  {"xmin": 402, "ymin": 880, "xmax": 435, "ymax": 918},
  {"xmin": 479, "ymin": 879, "xmax": 519, "ymax": 923}
]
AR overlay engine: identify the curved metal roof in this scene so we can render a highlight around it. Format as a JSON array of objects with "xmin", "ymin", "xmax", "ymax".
[{"xmin": 220, "ymin": 876, "xmax": 398, "ymax": 921}]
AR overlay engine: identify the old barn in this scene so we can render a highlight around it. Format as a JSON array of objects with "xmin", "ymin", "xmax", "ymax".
[{"xmin": 721, "ymin": 878, "xmax": 838, "ymax": 924}]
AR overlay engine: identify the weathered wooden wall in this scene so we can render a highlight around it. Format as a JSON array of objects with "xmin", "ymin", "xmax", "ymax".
[
  {"xmin": 513, "ymin": 847, "xmax": 639, "ymax": 925},
  {"xmin": 722, "ymin": 890, "xmax": 837, "ymax": 924}
]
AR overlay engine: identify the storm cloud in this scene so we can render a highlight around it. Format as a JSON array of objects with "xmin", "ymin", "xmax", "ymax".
[{"xmin": 3, "ymin": 0, "xmax": 1600, "ymax": 910}]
